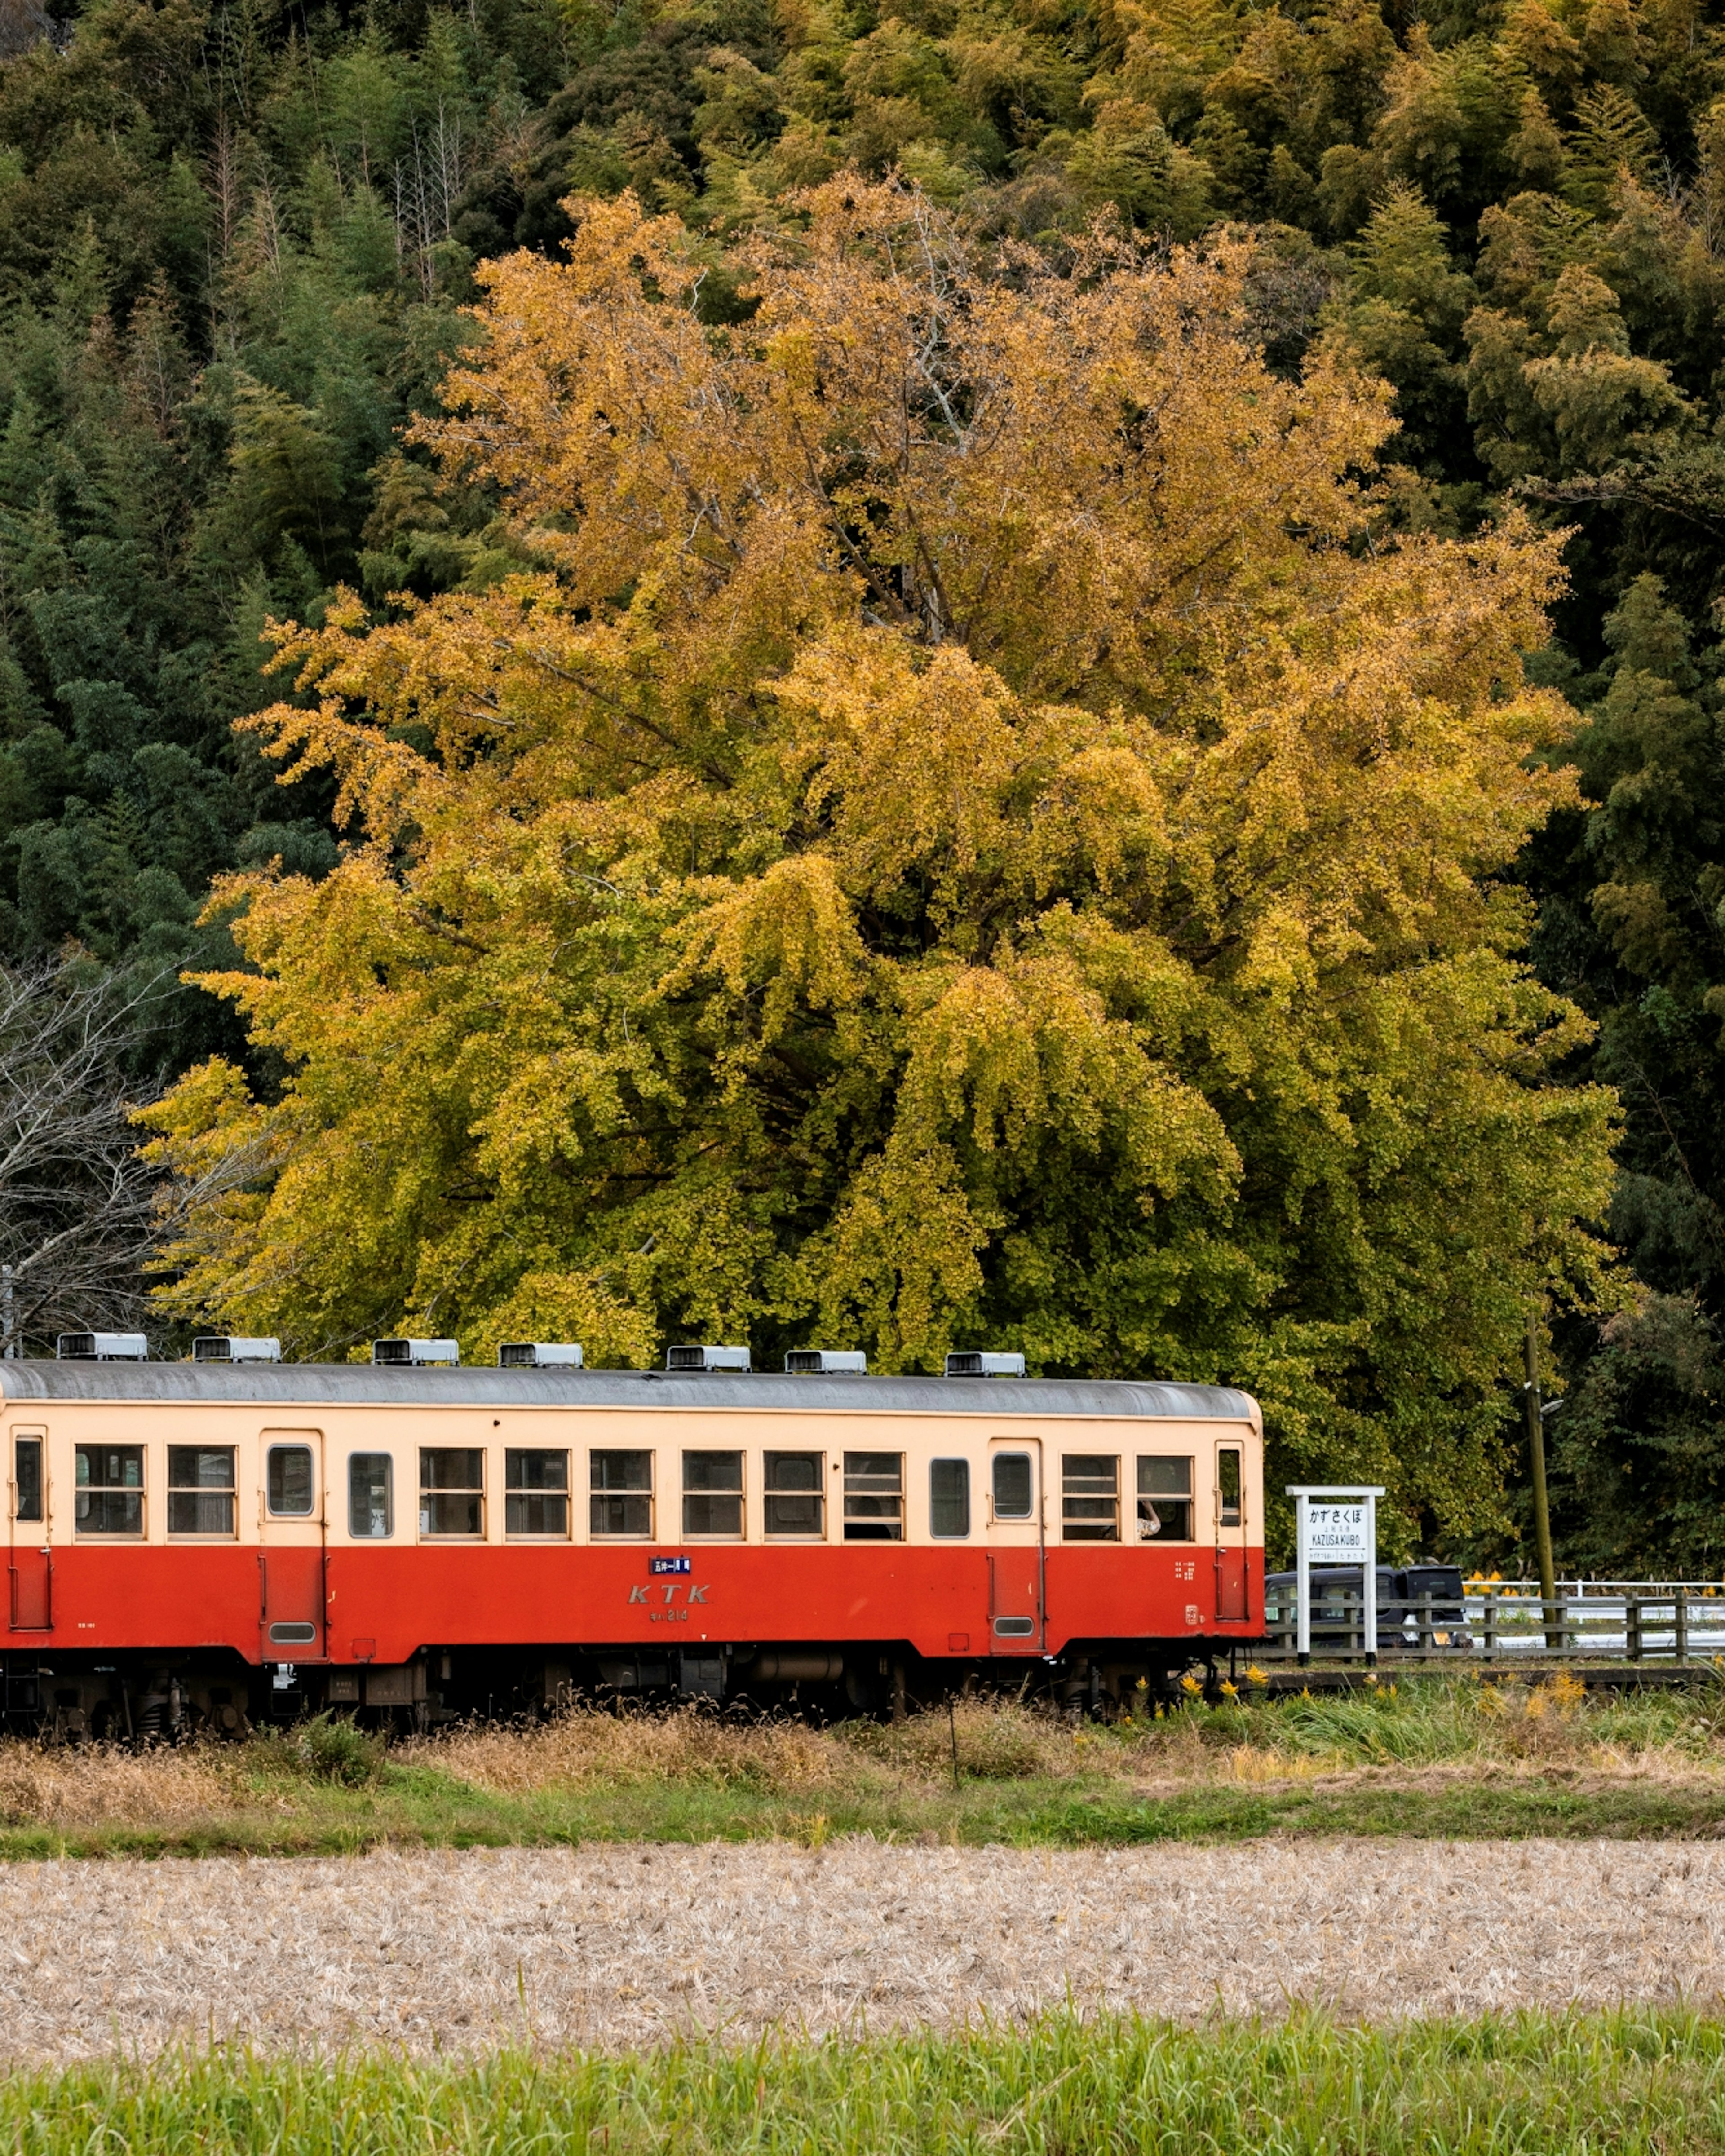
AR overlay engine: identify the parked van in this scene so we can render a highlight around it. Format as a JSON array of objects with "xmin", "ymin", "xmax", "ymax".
[{"xmin": 1263, "ymin": 1564, "xmax": 1470, "ymax": 1652}]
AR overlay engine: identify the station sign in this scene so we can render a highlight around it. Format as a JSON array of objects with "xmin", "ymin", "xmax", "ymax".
[
  {"xmin": 1286, "ymin": 1484, "xmax": 1385, "ymax": 1663},
  {"xmin": 1304, "ymin": 1502, "xmax": 1372, "ymax": 1563}
]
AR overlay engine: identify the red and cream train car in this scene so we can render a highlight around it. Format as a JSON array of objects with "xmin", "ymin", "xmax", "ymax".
[{"xmin": 0, "ymin": 1350, "xmax": 1263, "ymax": 1732}]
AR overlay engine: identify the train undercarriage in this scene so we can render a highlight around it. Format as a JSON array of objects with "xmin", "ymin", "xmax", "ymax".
[{"xmin": 0, "ymin": 1637, "xmax": 1238, "ymax": 1739}]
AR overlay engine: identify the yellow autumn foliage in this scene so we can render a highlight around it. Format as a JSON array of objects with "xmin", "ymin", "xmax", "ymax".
[{"xmin": 141, "ymin": 180, "xmax": 1618, "ymax": 1529}]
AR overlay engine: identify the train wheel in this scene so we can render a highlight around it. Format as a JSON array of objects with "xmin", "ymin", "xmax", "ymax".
[{"xmin": 842, "ymin": 1666, "xmax": 878, "ymax": 1717}]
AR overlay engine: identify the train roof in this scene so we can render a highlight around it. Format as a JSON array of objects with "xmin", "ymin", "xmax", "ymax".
[{"xmin": 0, "ymin": 1361, "xmax": 1257, "ymax": 1422}]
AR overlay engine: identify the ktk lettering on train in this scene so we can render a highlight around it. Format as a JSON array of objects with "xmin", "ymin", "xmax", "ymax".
[{"xmin": 628, "ymin": 1582, "xmax": 711, "ymax": 1622}]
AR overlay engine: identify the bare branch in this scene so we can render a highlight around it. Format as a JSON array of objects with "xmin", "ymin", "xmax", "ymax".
[{"xmin": 0, "ymin": 962, "xmax": 187, "ymax": 1355}]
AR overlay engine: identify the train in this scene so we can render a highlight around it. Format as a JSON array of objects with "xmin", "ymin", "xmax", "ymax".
[{"xmin": 1, "ymin": 1336, "xmax": 1264, "ymax": 1734}]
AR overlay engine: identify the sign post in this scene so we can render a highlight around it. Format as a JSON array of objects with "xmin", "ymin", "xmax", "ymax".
[{"xmin": 1287, "ymin": 1486, "xmax": 1385, "ymax": 1666}]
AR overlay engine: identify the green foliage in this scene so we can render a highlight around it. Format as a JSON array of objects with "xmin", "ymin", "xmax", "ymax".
[
  {"xmin": 251, "ymin": 1708, "xmax": 387, "ymax": 1785},
  {"xmin": 0, "ymin": 0, "xmax": 527, "ymax": 1069},
  {"xmin": 1523, "ymin": 575, "xmax": 1725, "ymax": 1324},
  {"xmin": 1549, "ymin": 1292, "xmax": 1725, "ymax": 1574},
  {"xmin": 286, "ymin": 1709, "xmax": 389, "ymax": 1786}
]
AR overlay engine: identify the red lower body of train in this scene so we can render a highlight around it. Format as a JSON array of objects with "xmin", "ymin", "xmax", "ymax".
[{"xmin": 3, "ymin": 1539, "xmax": 1265, "ymax": 1735}]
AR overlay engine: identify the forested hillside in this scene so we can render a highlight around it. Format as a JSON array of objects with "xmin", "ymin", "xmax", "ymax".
[{"xmin": 4, "ymin": 0, "xmax": 1724, "ymax": 1555}]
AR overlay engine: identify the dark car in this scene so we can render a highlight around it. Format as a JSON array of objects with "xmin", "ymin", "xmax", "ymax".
[
  {"xmin": 1398, "ymin": 1564, "xmax": 1469, "ymax": 1648},
  {"xmin": 1265, "ymin": 1566, "xmax": 1403, "ymax": 1651},
  {"xmin": 1264, "ymin": 1564, "xmax": 1471, "ymax": 1652}
]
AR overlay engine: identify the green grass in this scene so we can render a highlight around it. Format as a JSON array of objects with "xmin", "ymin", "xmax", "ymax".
[
  {"xmin": 8, "ymin": 1676, "xmax": 1725, "ymax": 1857},
  {"xmin": 9, "ymin": 1772, "xmax": 1725, "ymax": 1859},
  {"xmin": 9, "ymin": 2011, "xmax": 1725, "ymax": 2152},
  {"xmin": 13, "ymin": 1763, "xmax": 1725, "ymax": 1860}
]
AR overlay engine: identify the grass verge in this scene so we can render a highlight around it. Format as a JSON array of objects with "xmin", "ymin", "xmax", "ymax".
[
  {"xmin": 7, "ymin": 1675, "xmax": 1725, "ymax": 1855},
  {"xmin": 8, "ymin": 2010, "xmax": 1725, "ymax": 2152}
]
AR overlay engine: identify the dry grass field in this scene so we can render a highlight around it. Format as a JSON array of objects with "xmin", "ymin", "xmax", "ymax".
[
  {"xmin": 1, "ymin": 1677, "xmax": 1725, "ymax": 1853},
  {"xmin": 2, "ymin": 1836, "xmax": 1724, "ymax": 2061}
]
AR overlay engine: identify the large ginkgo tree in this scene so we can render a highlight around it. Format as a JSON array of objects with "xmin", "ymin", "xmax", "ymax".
[{"xmin": 142, "ymin": 179, "xmax": 1618, "ymax": 1533}]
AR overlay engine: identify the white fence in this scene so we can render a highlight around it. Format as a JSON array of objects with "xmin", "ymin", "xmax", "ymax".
[{"xmin": 1259, "ymin": 1581, "xmax": 1725, "ymax": 1664}]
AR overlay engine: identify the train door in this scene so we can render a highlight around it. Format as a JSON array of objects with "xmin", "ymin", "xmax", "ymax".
[
  {"xmin": 985, "ymin": 1436, "xmax": 1045, "ymax": 1653},
  {"xmin": 257, "ymin": 1430, "xmax": 325, "ymax": 1659},
  {"xmin": 1213, "ymin": 1437, "xmax": 1247, "ymax": 1623},
  {"xmin": 7, "ymin": 1427, "xmax": 49, "ymax": 1632}
]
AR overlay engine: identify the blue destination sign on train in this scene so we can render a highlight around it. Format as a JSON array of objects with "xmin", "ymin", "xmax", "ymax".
[{"xmin": 650, "ymin": 1556, "xmax": 692, "ymax": 1575}]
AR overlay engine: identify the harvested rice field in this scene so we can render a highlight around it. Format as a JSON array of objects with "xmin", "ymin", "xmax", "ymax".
[{"xmin": 2, "ymin": 1835, "xmax": 1724, "ymax": 2059}]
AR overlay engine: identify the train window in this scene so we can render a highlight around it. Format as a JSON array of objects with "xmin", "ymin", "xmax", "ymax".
[
  {"xmin": 420, "ymin": 1448, "xmax": 485, "ymax": 1537},
  {"xmin": 843, "ymin": 1453, "xmax": 903, "ymax": 1541},
  {"xmin": 1136, "ymin": 1456, "xmax": 1193, "ymax": 1541},
  {"xmin": 75, "ymin": 1445, "xmax": 144, "ymax": 1535},
  {"xmin": 764, "ymin": 1452, "xmax": 823, "ymax": 1537},
  {"xmin": 683, "ymin": 1451, "xmax": 743, "ymax": 1537},
  {"xmin": 506, "ymin": 1449, "xmax": 569, "ymax": 1536},
  {"xmin": 168, "ymin": 1447, "xmax": 236, "ymax": 1536},
  {"xmin": 1062, "ymin": 1455, "xmax": 1119, "ymax": 1542},
  {"xmin": 349, "ymin": 1453, "xmax": 393, "ymax": 1538},
  {"xmin": 929, "ymin": 1458, "xmax": 970, "ymax": 1538},
  {"xmin": 267, "ymin": 1445, "xmax": 315, "ymax": 1517},
  {"xmin": 13, "ymin": 1437, "xmax": 43, "ymax": 1524},
  {"xmin": 991, "ymin": 1452, "xmax": 1033, "ymax": 1520},
  {"xmin": 1218, "ymin": 1447, "xmax": 1243, "ymax": 1529},
  {"xmin": 591, "ymin": 1450, "xmax": 652, "ymax": 1537}
]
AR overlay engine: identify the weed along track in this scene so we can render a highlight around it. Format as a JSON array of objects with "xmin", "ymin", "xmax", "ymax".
[
  {"xmin": 3, "ymin": 1838, "xmax": 1725, "ymax": 2060},
  {"xmin": 8, "ymin": 1683, "xmax": 1725, "ymax": 1852}
]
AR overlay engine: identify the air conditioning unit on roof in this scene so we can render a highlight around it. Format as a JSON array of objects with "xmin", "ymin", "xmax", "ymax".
[
  {"xmin": 194, "ymin": 1336, "xmax": 282, "ymax": 1363},
  {"xmin": 57, "ymin": 1332, "xmax": 149, "ymax": 1361},
  {"xmin": 666, "ymin": 1344, "xmax": 751, "ymax": 1373},
  {"xmin": 498, "ymin": 1342, "xmax": 584, "ymax": 1368},
  {"xmin": 944, "ymin": 1351, "xmax": 1026, "ymax": 1378},
  {"xmin": 372, "ymin": 1338, "xmax": 460, "ymax": 1366},
  {"xmin": 784, "ymin": 1349, "xmax": 867, "ymax": 1374}
]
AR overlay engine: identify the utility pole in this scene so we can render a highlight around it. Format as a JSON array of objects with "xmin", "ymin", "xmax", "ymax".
[{"xmin": 1523, "ymin": 1310, "xmax": 1559, "ymax": 1651}]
